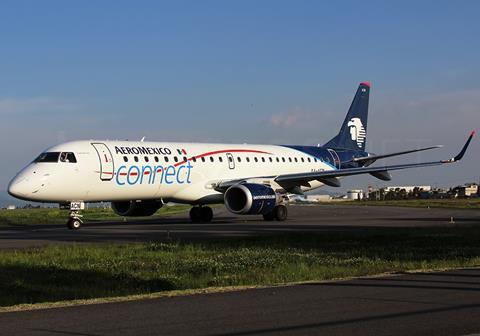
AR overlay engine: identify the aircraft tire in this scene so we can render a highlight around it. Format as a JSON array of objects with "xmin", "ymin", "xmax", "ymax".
[
  {"xmin": 67, "ymin": 218, "xmax": 82, "ymax": 230},
  {"xmin": 262, "ymin": 211, "xmax": 275, "ymax": 221},
  {"xmin": 274, "ymin": 205, "xmax": 288, "ymax": 221},
  {"xmin": 200, "ymin": 206, "xmax": 213, "ymax": 223},
  {"xmin": 189, "ymin": 207, "xmax": 202, "ymax": 223}
]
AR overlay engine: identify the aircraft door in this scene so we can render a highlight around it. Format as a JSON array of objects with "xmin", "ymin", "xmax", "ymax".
[
  {"xmin": 91, "ymin": 143, "xmax": 115, "ymax": 181},
  {"xmin": 327, "ymin": 149, "xmax": 341, "ymax": 169},
  {"xmin": 226, "ymin": 153, "xmax": 235, "ymax": 169}
]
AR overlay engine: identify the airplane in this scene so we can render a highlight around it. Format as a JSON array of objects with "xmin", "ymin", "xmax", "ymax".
[{"xmin": 7, "ymin": 82, "xmax": 475, "ymax": 230}]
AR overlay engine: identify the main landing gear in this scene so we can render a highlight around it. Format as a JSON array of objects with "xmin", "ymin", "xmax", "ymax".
[
  {"xmin": 67, "ymin": 210, "xmax": 83, "ymax": 230},
  {"xmin": 189, "ymin": 206, "xmax": 213, "ymax": 223},
  {"xmin": 262, "ymin": 205, "xmax": 288, "ymax": 221}
]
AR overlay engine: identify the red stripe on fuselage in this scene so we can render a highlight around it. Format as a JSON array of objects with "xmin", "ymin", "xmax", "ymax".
[
  {"xmin": 94, "ymin": 171, "xmax": 114, "ymax": 175},
  {"xmin": 173, "ymin": 149, "xmax": 273, "ymax": 167}
]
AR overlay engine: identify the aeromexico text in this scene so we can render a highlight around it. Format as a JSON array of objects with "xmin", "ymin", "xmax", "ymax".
[
  {"xmin": 115, "ymin": 146, "xmax": 172, "ymax": 156},
  {"xmin": 113, "ymin": 146, "xmax": 193, "ymax": 186}
]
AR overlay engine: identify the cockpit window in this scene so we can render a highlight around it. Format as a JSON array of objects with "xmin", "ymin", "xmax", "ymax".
[
  {"xmin": 59, "ymin": 152, "xmax": 77, "ymax": 163},
  {"xmin": 34, "ymin": 152, "xmax": 60, "ymax": 163}
]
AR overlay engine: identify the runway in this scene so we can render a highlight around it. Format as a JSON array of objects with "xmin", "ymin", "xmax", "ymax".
[
  {"xmin": 2, "ymin": 268, "xmax": 480, "ymax": 335},
  {"xmin": 0, "ymin": 204, "xmax": 479, "ymax": 249}
]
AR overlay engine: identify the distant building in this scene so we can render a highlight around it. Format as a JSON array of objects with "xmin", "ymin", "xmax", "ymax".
[
  {"xmin": 6, "ymin": 205, "xmax": 16, "ymax": 210},
  {"xmin": 347, "ymin": 190, "xmax": 364, "ymax": 200},
  {"xmin": 456, "ymin": 183, "xmax": 479, "ymax": 197}
]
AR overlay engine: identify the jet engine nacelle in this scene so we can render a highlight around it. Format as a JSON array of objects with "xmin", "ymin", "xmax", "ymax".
[
  {"xmin": 224, "ymin": 183, "xmax": 279, "ymax": 215},
  {"xmin": 111, "ymin": 200, "xmax": 163, "ymax": 217}
]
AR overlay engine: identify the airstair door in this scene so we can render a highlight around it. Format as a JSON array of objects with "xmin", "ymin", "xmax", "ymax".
[{"xmin": 91, "ymin": 143, "xmax": 115, "ymax": 181}]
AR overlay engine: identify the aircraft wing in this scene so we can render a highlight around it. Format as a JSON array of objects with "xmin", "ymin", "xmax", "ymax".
[
  {"xmin": 275, "ymin": 132, "xmax": 474, "ymax": 189},
  {"xmin": 349, "ymin": 145, "xmax": 443, "ymax": 166},
  {"xmin": 214, "ymin": 132, "xmax": 474, "ymax": 193}
]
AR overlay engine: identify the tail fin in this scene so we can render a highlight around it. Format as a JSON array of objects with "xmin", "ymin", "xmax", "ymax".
[{"xmin": 324, "ymin": 82, "xmax": 370, "ymax": 151}]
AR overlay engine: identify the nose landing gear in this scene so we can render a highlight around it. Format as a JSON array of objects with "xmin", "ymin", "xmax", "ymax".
[
  {"xmin": 67, "ymin": 211, "xmax": 83, "ymax": 230},
  {"xmin": 62, "ymin": 201, "xmax": 85, "ymax": 230}
]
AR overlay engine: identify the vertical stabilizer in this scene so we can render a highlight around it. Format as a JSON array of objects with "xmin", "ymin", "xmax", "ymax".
[{"xmin": 324, "ymin": 82, "xmax": 370, "ymax": 150}]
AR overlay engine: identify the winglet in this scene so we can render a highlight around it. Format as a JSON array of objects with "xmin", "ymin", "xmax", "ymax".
[{"xmin": 445, "ymin": 131, "xmax": 475, "ymax": 163}]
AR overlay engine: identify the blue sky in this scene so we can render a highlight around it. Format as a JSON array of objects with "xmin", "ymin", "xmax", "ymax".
[{"xmin": 1, "ymin": 1, "xmax": 479, "ymax": 203}]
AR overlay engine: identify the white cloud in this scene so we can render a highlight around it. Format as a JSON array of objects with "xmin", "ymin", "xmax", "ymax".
[
  {"xmin": 0, "ymin": 97, "xmax": 78, "ymax": 115},
  {"xmin": 266, "ymin": 107, "xmax": 319, "ymax": 129}
]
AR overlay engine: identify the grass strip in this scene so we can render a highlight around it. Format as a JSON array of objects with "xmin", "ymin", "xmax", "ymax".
[
  {"xmin": 0, "ymin": 205, "xmax": 190, "ymax": 227},
  {"xmin": 1, "ymin": 226, "xmax": 480, "ymax": 308}
]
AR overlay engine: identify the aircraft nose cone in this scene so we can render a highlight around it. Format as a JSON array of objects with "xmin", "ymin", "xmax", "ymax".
[{"xmin": 7, "ymin": 176, "xmax": 27, "ymax": 199}]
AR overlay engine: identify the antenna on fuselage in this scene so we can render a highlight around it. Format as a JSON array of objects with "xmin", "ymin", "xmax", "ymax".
[{"xmin": 140, "ymin": 136, "xmax": 146, "ymax": 142}]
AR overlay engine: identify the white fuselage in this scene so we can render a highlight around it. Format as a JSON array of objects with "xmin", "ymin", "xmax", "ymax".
[{"xmin": 8, "ymin": 140, "xmax": 334, "ymax": 204}]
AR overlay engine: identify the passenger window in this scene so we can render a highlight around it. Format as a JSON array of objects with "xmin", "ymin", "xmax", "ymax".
[
  {"xmin": 192, "ymin": 157, "xmax": 197, "ymax": 162},
  {"xmin": 282, "ymin": 157, "xmax": 286, "ymax": 162},
  {"xmin": 134, "ymin": 156, "xmax": 139, "ymax": 162},
  {"xmin": 276, "ymin": 157, "xmax": 279, "ymax": 162},
  {"xmin": 237, "ymin": 157, "xmax": 242, "ymax": 162},
  {"xmin": 183, "ymin": 156, "xmax": 188, "ymax": 162},
  {"xmin": 144, "ymin": 156, "xmax": 149, "ymax": 162},
  {"xmin": 164, "ymin": 156, "xmax": 169, "ymax": 163},
  {"xmin": 219, "ymin": 157, "xmax": 223, "ymax": 163},
  {"xmin": 123, "ymin": 156, "xmax": 128, "ymax": 162},
  {"xmin": 59, "ymin": 152, "xmax": 77, "ymax": 163},
  {"xmin": 228, "ymin": 156, "xmax": 233, "ymax": 162},
  {"xmin": 288, "ymin": 157, "xmax": 292, "ymax": 162},
  {"xmin": 301, "ymin": 158, "xmax": 304, "ymax": 162},
  {"xmin": 307, "ymin": 158, "xmax": 311, "ymax": 162},
  {"xmin": 201, "ymin": 157, "xmax": 206, "ymax": 162},
  {"xmin": 246, "ymin": 157, "xmax": 250, "ymax": 162},
  {"xmin": 269, "ymin": 157, "xmax": 273, "ymax": 162},
  {"xmin": 254, "ymin": 157, "xmax": 258, "ymax": 162},
  {"xmin": 314, "ymin": 158, "xmax": 318, "ymax": 162},
  {"xmin": 261, "ymin": 157, "xmax": 265, "ymax": 162},
  {"xmin": 174, "ymin": 156, "xmax": 178, "ymax": 162},
  {"xmin": 294, "ymin": 158, "xmax": 298, "ymax": 162},
  {"xmin": 154, "ymin": 156, "xmax": 159, "ymax": 162},
  {"xmin": 210, "ymin": 157, "xmax": 214, "ymax": 162}
]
